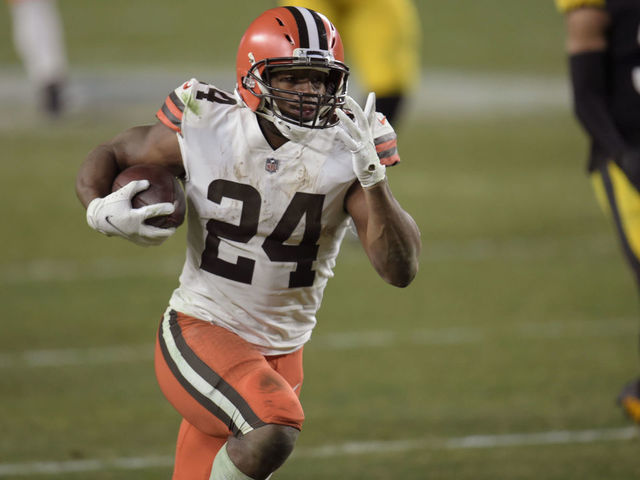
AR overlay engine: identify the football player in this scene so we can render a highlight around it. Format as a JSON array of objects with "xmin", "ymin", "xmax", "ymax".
[
  {"xmin": 7, "ymin": 0, "xmax": 67, "ymax": 116},
  {"xmin": 556, "ymin": 0, "xmax": 640, "ymax": 424},
  {"xmin": 277, "ymin": 0, "xmax": 421, "ymax": 125},
  {"xmin": 75, "ymin": 6, "xmax": 420, "ymax": 480}
]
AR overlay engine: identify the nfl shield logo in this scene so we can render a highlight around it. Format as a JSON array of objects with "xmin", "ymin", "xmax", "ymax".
[{"xmin": 265, "ymin": 157, "xmax": 279, "ymax": 173}]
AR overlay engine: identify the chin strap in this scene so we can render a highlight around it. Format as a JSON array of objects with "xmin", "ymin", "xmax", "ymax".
[
  {"xmin": 271, "ymin": 115, "xmax": 318, "ymax": 143},
  {"xmin": 235, "ymin": 86, "xmax": 319, "ymax": 144}
]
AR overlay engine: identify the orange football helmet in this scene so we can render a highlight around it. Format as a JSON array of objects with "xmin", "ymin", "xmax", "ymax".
[{"xmin": 235, "ymin": 6, "xmax": 349, "ymax": 135}]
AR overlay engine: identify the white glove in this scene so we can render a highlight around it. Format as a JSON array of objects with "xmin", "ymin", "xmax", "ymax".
[
  {"xmin": 335, "ymin": 92, "xmax": 386, "ymax": 188},
  {"xmin": 86, "ymin": 179, "xmax": 176, "ymax": 246}
]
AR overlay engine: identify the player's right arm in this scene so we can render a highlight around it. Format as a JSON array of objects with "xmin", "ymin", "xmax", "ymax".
[
  {"xmin": 76, "ymin": 121, "xmax": 183, "ymax": 207},
  {"xmin": 75, "ymin": 121, "xmax": 184, "ymax": 246}
]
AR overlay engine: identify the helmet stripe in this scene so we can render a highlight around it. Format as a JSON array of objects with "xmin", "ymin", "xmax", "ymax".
[
  {"xmin": 285, "ymin": 6, "xmax": 329, "ymax": 51},
  {"xmin": 309, "ymin": 10, "xmax": 329, "ymax": 51},
  {"xmin": 284, "ymin": 6, "xmax": 310, "ymax": 48}
]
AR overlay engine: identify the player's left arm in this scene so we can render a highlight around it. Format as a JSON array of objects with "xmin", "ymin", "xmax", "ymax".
[
  {"xmin": 345, "ymin": 180, "xmax": 421, "ymax": 287},
  {"xmin": 338, "ymin": 94, "xmax": 421, "ymax": 287}
]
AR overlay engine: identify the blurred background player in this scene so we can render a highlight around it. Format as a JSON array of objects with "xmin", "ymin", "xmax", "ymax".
[
  {"xmin": 7, "ymin": 0, "xmax": 68, "ymax": 116},
  {"xmin": 556, "ymin": 0, "xmax": 640, "ymax": 423},
  {"xmin": 277, "ymin": 0, "xmax": 421, "ymax": 125}
]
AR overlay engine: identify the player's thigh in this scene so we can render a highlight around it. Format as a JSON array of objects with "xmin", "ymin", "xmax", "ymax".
[
  {"xmin": 266, "ymin": 347, "xmax": 304, "ymax": 398},
  {"xmin": 155, "ymin": 310, "xmax": 305, "ymax": 439},
  {"xmin": 343, "ymin": 0, "xmax": 420, "ymax": 95}
]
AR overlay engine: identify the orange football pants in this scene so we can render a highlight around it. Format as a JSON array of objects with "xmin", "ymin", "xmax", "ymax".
[{"xmin": 155, "ymin": 309, "xmax": 305, "ymax": 480}]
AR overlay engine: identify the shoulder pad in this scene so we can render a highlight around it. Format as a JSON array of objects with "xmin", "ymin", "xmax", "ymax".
[
  {"xmin": 191, "ymin": 84, "xmax": 237, "ymax": 106},
  {"xmin": 156, "ymin": 78, "xmax": 200, "ymax": 135},
  {"xmin": 555, "ymin": 0, "xmax": 605, "ymax": 13},
  {"xmin": 372, "ymin": 112, "xmax": 400, "ymax": 166}
]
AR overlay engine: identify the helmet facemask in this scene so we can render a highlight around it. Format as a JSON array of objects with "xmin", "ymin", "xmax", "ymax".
[
  {"xmin": 235, "ymin": 7, "xmax": 350, "ymax": 141},
  {"xmin": 243, "ymin": 48, "xmax": 349, "ymax": 131}
]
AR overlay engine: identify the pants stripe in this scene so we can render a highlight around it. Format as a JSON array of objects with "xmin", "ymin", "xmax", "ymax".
[{"xmin": 158, "ymin": 310, "xmax": 263, "ymax": 436}]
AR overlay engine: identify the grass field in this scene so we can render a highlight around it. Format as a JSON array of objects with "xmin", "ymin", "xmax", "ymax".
[{"xmin": 1, "ymin": 1, "xmax": 640, "ymax": 479}]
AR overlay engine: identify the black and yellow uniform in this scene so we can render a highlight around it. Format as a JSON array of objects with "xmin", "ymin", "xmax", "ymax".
[
  {"xmin": 558, "ymin": 0, "xmax": 640, "ymax": 282},
  {"xmin": 557, "ymin": 0, "xmax": 640, "ymax": 423}
]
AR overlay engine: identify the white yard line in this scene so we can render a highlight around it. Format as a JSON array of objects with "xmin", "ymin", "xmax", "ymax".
[
  {"xmin": 0, "ymin": 426, "xmax": 635, "ymax": 476},
  {"xmin": 295, "ymin": 426, "xmax": 639, "ymax": 458},
  {"xmin": 0, "ymin": 317, "xmax": 635, "ymax": 369},
  {"xmin": 441, "ymin": 427, "xmax": 638, "ymax": 450},
  {"xmin": 0, "ymin": 456, "xmax": 174, "ymax": 477},
  {"xmin": 0, "ymin": 344, "xmax": 154, "ymax": 368},
  {"xmin": 0, "ymin": 256, "xmax": 184, "ymax": 285}
]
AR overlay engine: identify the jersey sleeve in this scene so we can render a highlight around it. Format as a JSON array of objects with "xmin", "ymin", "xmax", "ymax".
[
  {"xmin": 156, "ymin": 78, "xmax": 199, "ymax": 135},
  {"xmin": 555, "ymin": 0, "xmax": 605, "ymax": 13},
  {"xmin": 372, "ymin": 112, "xmax": 400, "ymax": 166}
]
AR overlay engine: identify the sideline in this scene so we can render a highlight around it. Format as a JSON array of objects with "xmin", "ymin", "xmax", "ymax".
[
  {"xmin": 0, "ymin": 426, "xmax": 635, "ymax": 476},
  {"xmin": 0, "ymin": 66, "xmax": 570, "ymax": 130}
]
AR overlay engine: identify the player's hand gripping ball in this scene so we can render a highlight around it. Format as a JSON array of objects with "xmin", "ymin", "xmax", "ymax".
[{"xmin": 112, "ymin": 164, "xmax": 186, "ymax": 228}]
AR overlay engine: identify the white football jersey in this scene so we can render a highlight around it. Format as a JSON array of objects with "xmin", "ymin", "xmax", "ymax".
[{"xmin": 156, "ymin": 78, "xmax": 400, "ymax": 355}]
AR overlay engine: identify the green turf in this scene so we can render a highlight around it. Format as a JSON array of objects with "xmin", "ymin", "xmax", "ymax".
[{"xmin": 1, "ymin": 1, "xmax": 640, "ymax": 479}]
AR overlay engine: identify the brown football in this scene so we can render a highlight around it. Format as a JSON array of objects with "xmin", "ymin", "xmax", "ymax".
[{"xmin": 112, "ymin": 164, "xmax": 186, "ymax": 229}]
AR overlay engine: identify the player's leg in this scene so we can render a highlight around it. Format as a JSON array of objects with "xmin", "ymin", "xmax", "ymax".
[
  {"xmin": 223, "ymin": 350, "xmax": 305, "ymax": 478},
  {"xmin": 172, "ymin": 419, "xmax": 227, "ymax": 479},
  {"xmin": 170, "ymin": 419, "xmax": 298, "ymax": 480},
  {"xmin": 343, "ymin": 0, "xmax": 420, "ymax": 124},
  {"xmin": 155, "ymin": 310, "xmax": 305, "ymax": 480},
  {"xmin": 8, "ymin": 0, "xmax": 68, "ymax": 115},
  {"xmin": 592, "ymin": 161, "xmax": 640, "ymax": 287},
  {"xmin": 592, "ymin": 161, "xmax": 640, "ymax": 423}
]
